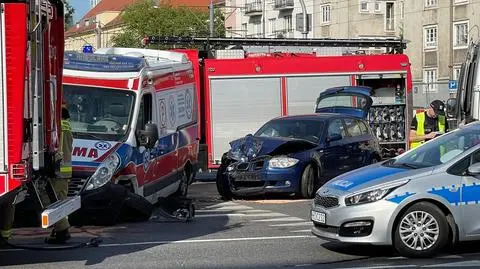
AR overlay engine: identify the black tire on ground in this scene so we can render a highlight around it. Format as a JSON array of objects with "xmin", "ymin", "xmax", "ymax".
[
  {"xmin": 300, "ymin": 164, "xmax": 316, "ymax": 199},
  {"xmin": 393, "ymin": 202, "xmax": 450, "ymax": 258},
  {"xmin": 119, "ymin": 191, "xmax": 153, "ymax": 222},
  {"xmin": 216, "ymin": 162, "xmax": 234, "ymax": 200},
  {"xmin": 174, "ymin": 169, "xmax": 190, "ymax": 197}
]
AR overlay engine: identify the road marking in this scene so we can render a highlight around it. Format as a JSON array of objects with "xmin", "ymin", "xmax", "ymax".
[
  {"xmin": 195, "ymin": 212, "xmax": 288, "ymax": 218},
  {"xmin": 337, "ymin": 265, "xmax": 417, "ymax": 269},
  {"xmin": 252, "ymin": 217, "xmax": 305, "ymax": 222},
  {"xmin": 290, "ymin": 229, "xmax": 312, "ymax": 233},
  {"xmin": 422, "ymin": 260, "xmax": 480, "ymax": 267},
  {"xmin": 99, "ymin": 235, "xmax": 317, "ymax": 247},
  {"xmin": 438, "ymin": 255, "xmax": 463, "ymax": 259},
  {"xmin": 238, "ymin": 209, "xmax": 272, "ymax": 214},
  {"xmin": 242, "ymin": 199, "xmax": 311, "ymax": 204},
  {"xmin": 204, "ymin": 201, "xmax": 239, "ymax": 209},
  {"xmin": 199, "ymin": 205, "xmax": 254, "ymax": 211},
  {"xmin": 269, "ymin": 222, "xmax": 312, "ymax": 227}
]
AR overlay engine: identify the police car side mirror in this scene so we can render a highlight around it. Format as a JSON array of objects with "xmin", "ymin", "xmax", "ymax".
[
  {"xmin": 138, "ymin": 122, "xmax": 159, "ymax": 148},
  {"xmin": 467, "ymin": 162, "xmax": 480, "ymax": 176}
]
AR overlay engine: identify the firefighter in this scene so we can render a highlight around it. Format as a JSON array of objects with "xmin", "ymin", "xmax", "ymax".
[
  {"xmin": 44, "ymin": 105, "xmax": 73, "ymax": 244},
  {"xmin": 0, "ymin": 191, "xmax": 16, "ymax": 247},
  {"xmin": 409, "ymin": 100, "xmax": 449, "ymax": 150}
]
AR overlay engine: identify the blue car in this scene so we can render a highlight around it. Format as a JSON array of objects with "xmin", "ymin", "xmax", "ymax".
[{"xmin": 216, "ymin": 86, "xmax": 382, "ymax": 199}]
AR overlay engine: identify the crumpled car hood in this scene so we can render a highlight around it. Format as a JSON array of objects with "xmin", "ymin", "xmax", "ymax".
[{"xmin": 227, "ymin": 135, "xmax": 318, "ymax": 161}]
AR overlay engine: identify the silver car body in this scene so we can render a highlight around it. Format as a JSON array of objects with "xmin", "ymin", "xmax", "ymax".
[{"xmin": 311, "ymin": 121, "xmax": 480, "ymax": 246}]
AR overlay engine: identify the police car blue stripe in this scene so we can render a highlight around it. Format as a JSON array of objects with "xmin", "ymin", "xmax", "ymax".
[{"xmin": 328, "ymin": 166, "xmax": 407, "ymax": 191}]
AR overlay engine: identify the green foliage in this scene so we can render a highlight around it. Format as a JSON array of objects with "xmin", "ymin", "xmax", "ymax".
[
  {"xmin": 112, "ymin": 0, "xmax": 225, "ymax": 48},
  {"xmin": 64, "ymin": 0, "xmax": 75, "ymax": 30}
]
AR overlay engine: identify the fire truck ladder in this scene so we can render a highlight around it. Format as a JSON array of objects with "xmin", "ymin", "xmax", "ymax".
[{"xmin": 143, "ymin": 36, "xmax": 408, "ymax": 54}]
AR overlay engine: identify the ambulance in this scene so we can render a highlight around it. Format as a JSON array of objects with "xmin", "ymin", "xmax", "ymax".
[{"xmin": 62, "ymin": 48, "xmax": 199, "ymax": 223}]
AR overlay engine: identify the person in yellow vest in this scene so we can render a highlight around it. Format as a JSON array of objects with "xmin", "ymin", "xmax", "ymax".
[
  {"xmin": 44, "ymin": 105, "xmax": 73, "ymax": 244},
  {"xmin": 410, "ymin": 100, "xmax": 449, "ymax": 150}
]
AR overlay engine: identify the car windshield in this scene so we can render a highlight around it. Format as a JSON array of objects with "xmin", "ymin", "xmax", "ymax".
[
  {"xmin": 254, "ymin": 119, "xmax": 324, "ymax": 143},
  {"xmin": 63, "ymin": 84, "xmax": 135, "ymax": 141},
  {"xmin": 316, "ymin": 94, "xmax": 368, "ymax": 110},
  {"xmin": 385, "ymin": 124, "xmax": 480, "ymax": 169}
]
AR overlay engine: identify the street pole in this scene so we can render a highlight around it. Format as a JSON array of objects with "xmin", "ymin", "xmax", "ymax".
[
  {"xmin": 299, "ymin": 0, "xmax": 308, "ymax": 39},
  {"xmin": 262, "ymin": 0, "xmax": 266, "ymax": 38},
  {"xmin": 209, "ymin": 0, "xmax": 214, "ymax": 37}
]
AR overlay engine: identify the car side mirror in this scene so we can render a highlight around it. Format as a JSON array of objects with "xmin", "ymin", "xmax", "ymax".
[
  {"xmin": 467, "ymin": 162, "xmax": 480, "ymax": 176},
  {"xmin": 327, "ymin": 133, "xmax": 343, "ymax": 144},
  {"xmin": 446, "ymin": 98, "xmax": 457, "ymax": 118},
  {"xmin": 138, "ymin": 122, "xmax": 159, "ymax": 148}
]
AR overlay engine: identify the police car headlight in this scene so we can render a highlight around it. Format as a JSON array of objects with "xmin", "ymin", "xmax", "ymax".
[
  {"xmin": 85, "ymin": 154, "xmax": 120, "ymax": 191},
  {"xmin": 345, "ymin": 179, "xmax": 410, "ymax": 206},
  {"xmin": 268, "ymin": 157, "xmax": 299, "ymax": 169}
]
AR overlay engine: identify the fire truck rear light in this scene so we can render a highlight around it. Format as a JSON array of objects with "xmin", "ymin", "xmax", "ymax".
[{"xmin": 10, "ymin": 163, "xmax": 26, "ymax": 181}]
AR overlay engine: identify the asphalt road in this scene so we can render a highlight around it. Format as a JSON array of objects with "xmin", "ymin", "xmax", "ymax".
[{"xmin": 2, "ymin": 181, "xmax": 480, "ymax": 268}]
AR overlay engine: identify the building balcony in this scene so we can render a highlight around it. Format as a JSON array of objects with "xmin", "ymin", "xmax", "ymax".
[
  {"xmin": 273, "ymin": 29, "xmax": 294, "ymax": 38},
  {"xmin": 274, "ymin": 0, "xmax": 294, "ymax": 10},
  {"xmin": 245, "ymin": 1, "xmax": 263, "ymax": 16}
]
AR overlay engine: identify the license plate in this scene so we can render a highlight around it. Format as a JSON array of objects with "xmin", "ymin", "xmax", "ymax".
[
  {"xmin": 234, "ymin": 173, "xmax": 261, "ymax": 182},
  {"xmin": 311, "ymin": 211, "xmax": 326, "ymax": 224}
]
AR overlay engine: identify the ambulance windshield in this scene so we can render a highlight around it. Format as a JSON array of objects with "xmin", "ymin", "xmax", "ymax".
[{"xmin": 63, "ymin": 84, "xmax": 135, "ymax": 140}]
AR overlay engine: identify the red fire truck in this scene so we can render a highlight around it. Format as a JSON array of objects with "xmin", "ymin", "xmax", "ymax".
[
  {"xmin": 0, "ymin": 0, "xmax": 80, "ymax": 230},
  {"xmin": 145, "ymin": 37, "xmax": 413, "ymax": 172}
]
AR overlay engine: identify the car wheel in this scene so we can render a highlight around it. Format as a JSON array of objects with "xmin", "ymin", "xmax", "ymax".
[
  {"xmin": 216, "ymin": 162, "xmax": 234, "ymax": 200},
  {"xmin": 393, "ymin": 202, "xmax": 449, "ymax": 258},
  {"xmin": 300, "ymin": 164, "xmax": 316, "ymax": 199}
]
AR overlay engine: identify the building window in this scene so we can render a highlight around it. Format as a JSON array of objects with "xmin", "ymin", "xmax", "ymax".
[
  {"xmin": 241, "ymin": 23, "xmax": 247, "ymax": 37},
  {"xmin": 284, "ymin": 15, "xmax": 292, "ymax": 32},
  {"xmin": 360, "ymin": 1, "xmax": 368, "ymax": 12},
  {"xmin": 268, "ymin": 18, "xmax": 276, "ymax": 35},
  {"xmin": 423, "ymin": 69, "xmax": 438, "ymax": 93},
  {"xmin": 321, "ymin": 5, "xmax": 331, "ymax": 24},
  {"xmin": 425, "ymin": 0, "xmax": 437, "ymax": 8},
  {"xmin": 453, "ymin": 66, "xmax": 462, "ymax": 80},
  {"xmin": 374, "ymin": 1, "xmax": 381, "ymax": 12},
  {"xmin": 454, "ymin": 21, "xmax": 469, "ymax": 49},
  {"xmin": 400, "ymin": 1, "xmax": 404, "ymax": 19},
  {"xmin": 424, "ymin": 25, "xmax": 438, "ymax": 50},
  {"xmin": 385, "ymin": 2, "xmax": 395, "ymax": 31},
  {"xmin": 454, "ymin": 0, "xmax": 469, "ymax": 5}
]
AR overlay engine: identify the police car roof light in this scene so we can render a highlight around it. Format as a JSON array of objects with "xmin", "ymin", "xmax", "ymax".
[{"xmin": 64, "ymin": 52, "xmax": 147, "ymax": 72}]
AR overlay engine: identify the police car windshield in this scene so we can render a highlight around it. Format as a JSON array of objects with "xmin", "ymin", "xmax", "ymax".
[
  {"xmin": 255, "ymin": 119, "xmax": 324, "ymax": 143},
  {"xmin": 389, "ymin": 125, "xmax": 480, "ymax": 169},
  {"xmin": 63, "ymin": 84, "xmax": 135, "ymax": 140}
]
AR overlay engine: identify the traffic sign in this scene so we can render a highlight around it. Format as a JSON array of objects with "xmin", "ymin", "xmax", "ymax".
[{"xmin": 448, "ymin": 80, "xmax": 457, "ymax": 90}]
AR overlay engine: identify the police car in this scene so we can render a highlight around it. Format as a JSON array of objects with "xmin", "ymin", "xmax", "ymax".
[{"xmin": 311, "ymin": 121, "xmax": 480, "ymax": 257}]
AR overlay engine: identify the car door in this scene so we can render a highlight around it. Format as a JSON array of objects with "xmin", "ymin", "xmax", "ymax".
[
  {"xmin": 455, "ymin": 148, "xmax": 480, "ymax": 238},
  {"xmin": 322, "ymin": 118, "xmax": 351, "ymax": 179},
  {"xmin": 342, "ymin": 117, "xmax": 366, "ymax": 170}
]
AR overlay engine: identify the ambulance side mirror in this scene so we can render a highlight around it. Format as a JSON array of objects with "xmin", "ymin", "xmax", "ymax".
[
  {"xmin": 446, "ymin": 98, "xmax": 457, "ymax": 118},
  {"xmin": 138, "ymin": 122, "xmax": 159, "ymax": 148}
]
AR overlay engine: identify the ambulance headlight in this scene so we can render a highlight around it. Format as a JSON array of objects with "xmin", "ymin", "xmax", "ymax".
[{"xmin": 85, "ymin": 154, "xmax": 120, "ymax": 191}]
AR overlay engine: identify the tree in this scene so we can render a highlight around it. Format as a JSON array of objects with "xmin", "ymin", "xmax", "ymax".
[
  {"xmin": 64, "ymin": 0, "xmax": 75, "ymax": 30},
  {"xmin": 112, "ymin": 0, "xmax": 225, "ymax": 48}
]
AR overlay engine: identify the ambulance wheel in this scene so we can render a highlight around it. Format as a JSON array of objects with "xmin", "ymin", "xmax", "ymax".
[
  {"xmin": 393, "ymin": 202, "xmax": 449, "ymax": 258},
  {"xmin": 216, "ymin": 162, "xmax": 234, "ymax": 200},
  {"xmin": 120, "ymin": 191, "xmax": 153, "ymax": 222},
  {"xmin": 299, "ymin": 164, "xmax": 316, "ymax": 199},
  {"xmin": 174, "ymin": 169, "xmax": 190, "ymax": 197}
]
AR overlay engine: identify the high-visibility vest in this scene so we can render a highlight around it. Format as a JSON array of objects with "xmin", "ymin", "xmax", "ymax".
[
  {"xmin": 410, "ymin": 112, "xmax": 446, "ymax": 151},
  {"xmin": 58, "ymin": 119, "xmax": 73, "ymax": 179},
  {"xmin": 0, "ymin": 229, "xmax": 11, "ymax": 239}
]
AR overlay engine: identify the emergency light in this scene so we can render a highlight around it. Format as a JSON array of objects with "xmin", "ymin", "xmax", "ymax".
[
  {"xmin": 83, "ymin": 45, "xmax": 94, "ymax": 53},
  {"xmin": 64, "ymin": 52, "xmax": 147, "ymax": 72}
]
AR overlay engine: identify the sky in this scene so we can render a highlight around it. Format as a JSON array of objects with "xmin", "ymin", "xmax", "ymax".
[{"xmin": 70, "ymin": 0, "xmax": 91, "ymax": 23}]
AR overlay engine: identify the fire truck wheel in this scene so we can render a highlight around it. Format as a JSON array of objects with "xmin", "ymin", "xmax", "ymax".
[
  {"xmin": 120, "ymin": 191, "xmax": 153, "ymax": 222},
  {"xmin": 299, "ymin": 164, "xmax": 316, "ymax": 199},
  {"xmin": 216, "ymin": 162, "xmax": 234, "ymax": 200}
]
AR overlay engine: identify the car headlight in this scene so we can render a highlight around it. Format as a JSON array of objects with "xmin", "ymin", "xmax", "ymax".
[
  {"xmin": 268, "ymin": 156, "xmax": 299, "ymax": 169},
  {"xmin": 85, "ymin": 153, "xmax": 120, "ymax": 191},
  {"xmin": 345, "ymin": 179, "xmax": 409, "ymax": 206}
]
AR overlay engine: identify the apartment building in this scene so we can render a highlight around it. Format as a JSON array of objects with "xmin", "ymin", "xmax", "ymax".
[
  {"xmin": 403, "ymin": 0, "xmax": 476, "ymax": 100},
  {"xmin": 227, "ymin": 0, "xmax": 401, "ymax": 39}
]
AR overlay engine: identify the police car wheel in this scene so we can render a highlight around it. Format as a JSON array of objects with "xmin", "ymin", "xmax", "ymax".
[{"xmin": 393, "ymin": 202, "xmax": 449, "ymax": 258}]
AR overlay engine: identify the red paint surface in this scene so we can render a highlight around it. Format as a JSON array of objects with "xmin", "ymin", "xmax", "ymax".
[
  {"xmin": 63, "ymin": 76, "xmax": 138, "ymax": 90},
  {"xmin": 281, "ymin": 77, "xmax": 287, "ymax": 116},
  {"xmin": 5, "ymin": 4, "xmax": 28, "ymax": 191}
]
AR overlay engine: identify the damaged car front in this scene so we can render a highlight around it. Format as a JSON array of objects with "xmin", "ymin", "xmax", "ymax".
[{"xmin": 216, "ymin": 117, "xmax": 324, "ymax": 199}]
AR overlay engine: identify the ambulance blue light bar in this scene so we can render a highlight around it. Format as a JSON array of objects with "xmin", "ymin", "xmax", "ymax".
[{"xmin": 64, "ymin": 52, "xmax": 146, "ymax": 72}]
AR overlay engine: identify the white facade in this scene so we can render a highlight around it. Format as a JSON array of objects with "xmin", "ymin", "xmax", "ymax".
[
  {"xmin": 90, "ymin": 0, "xmax": 101, "ymax": 8},
  {"xmin": 229, "ymin": 0, "xmax": 315, "ymax": 39}
]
